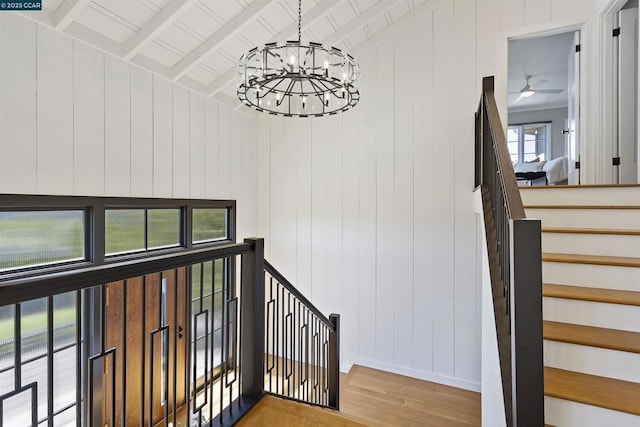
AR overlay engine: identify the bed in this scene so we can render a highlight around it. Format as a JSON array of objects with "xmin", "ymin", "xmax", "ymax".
[{"xmin": 514, "ymin": 156, "xmax": 568, "ymax": 186}]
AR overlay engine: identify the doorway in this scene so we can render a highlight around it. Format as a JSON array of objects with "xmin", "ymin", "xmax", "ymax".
[
  {"xmin": 612, "ymin": 0, "xmax": 639, "ymax": 184},
  {"xmin": 507, "ymin": 30, "xmax": 582, "ymax": 185}
]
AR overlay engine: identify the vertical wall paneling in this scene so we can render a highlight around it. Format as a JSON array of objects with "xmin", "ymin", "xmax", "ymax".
[
  {"xmin": 453, "ymin": 0, "xmax": 479, "ymax": 383},
  {"xmin": 189, "ymin": 92, "xmax": 205, "ymax": 199},
  {"xmin": 324, "ymin": 114, "xmax": 343, "ymax": 319},
  {"xmin": 524, "ymin": 0, "xmax": 551, "ymax": 26},
  {"xmin": 476, "ymin": 0, "xmax": 500, "ymax": 93},
  {"xmin": 130, "ymin": 68, "xmax": 153, "ymax": 197},
  {"xmin": 0, "ymin": 15, "xmax": 36, "ymax": 193},
  {"xmin": 229, "ymin": 111, "xmax": 243, "ymax": 239},
  {"xmin": 431, "ymin": 0, "xmax": 456, "ymax": 377},
  {"xmin": 204, "ymin": 99, "xmax": 220, "ymax": 199},
  {"xmin": 311, "ymin": 118, "xmax": 329, "ymax": 312},
  {"xmin": 412, "ymin": 12, "xmax": 435, "ymax": 374},
  {"xmin": 0, "ymin": 15, "xmax": 2, "ymax": 191},
  {"xmin": 172, "ymin": 86, "xmax": 190, "ymax": 198},
  {"xmin": 296, "ymin": 119, "xmax": 313, "ymax": 298},
  {"xmin": 392, "ymin": 27, "xmax": 414, "ymax": 368},
  {"xmin": 241, "ymin": 119, "xmax": 258, "ymax": 238},
  {"xmin": 357, "ymin": 50, "xmax": 377, "ymax": 361},
  {"xmin": 268, "ymin": 116, "xmax": 286, "ymax": 270},
  {"xmin": 73, "ymin": 41, "xmax": 105, "ymax": 196},
  {"xmin": 341, "ymin": 109, "xmax": 360, "ymax": 369},
  {"xmin": 499, "ymin": 0, "xmax": 525, "ymax": 32},
  {"xmin": 36, "ymin": 25, "xmax": 74, "ymax": 194},
  {"xmin": 104, "ymin": 56, "xmax": 131, "ymax": 196},
  {"xmin": 218, "ymin": 105, "xmax": 231, "ymax": 198},
  {"xmin": 150, "ymin": 75, "xmax": 171, "ymax": 197},
  {"xmin": 374, "ymin": 37, "xmax": 395, "ymax": 365},
  {"xmin": 257, "ymin": 117, "xmax": 271, "ymax": 257},
  {"xmin": 550, "ymin": 0, "xmax": 580, "ymax": 21}
]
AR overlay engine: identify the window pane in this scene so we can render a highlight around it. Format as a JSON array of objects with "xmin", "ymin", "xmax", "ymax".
[
  {"xmin": 148, "ymin": 209, "xmax": 180, "ymax": 249},
  {"xmin": 21, "ymin": 298, "xmax": 48, "ymax": 361},
  {"xmin": 0, "ymin": 305, "xmax": 14, "ymax": 370},
  {"xmin": 0, "ymin": 211, "xmax": 84, "ymax": 272},
  {"xmin": 105, "ymin": 210, "xmax": 145, "ymax": 255},
  {"xmin": 192, "ymin": 209, "xmax": 227, "ymax": 243},
  {"xmin": 524, "ymin": 137, "xmax": 536, "ymax": 154},
  {"xmin": 53, "ymin": 293, "xmax": 76, "ymax": 351}
]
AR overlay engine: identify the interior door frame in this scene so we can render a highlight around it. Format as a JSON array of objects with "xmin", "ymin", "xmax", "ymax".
[
  {"xmin": 498, "ymin": 19, "xmax": 589, "ymax": 182},
  {"xmin": 601, "ymin": 0, "xmax": 639, "ymax": 184}
]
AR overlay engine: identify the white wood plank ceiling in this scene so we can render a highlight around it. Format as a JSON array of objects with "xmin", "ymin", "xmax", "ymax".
[{"xmin": 30, "ymin": 0, "xmax": 429, "ymax": 109}]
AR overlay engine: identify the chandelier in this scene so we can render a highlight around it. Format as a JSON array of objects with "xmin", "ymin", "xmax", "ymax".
[{"xmin": 237, "ymin": 0, "xmax": 360, "ymax": 117}]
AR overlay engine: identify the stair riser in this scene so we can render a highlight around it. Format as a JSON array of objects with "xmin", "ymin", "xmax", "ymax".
[
  {"xmin": 521, "ymin": 187, "xmax": 640, "ymax": 206},
  {"xmin": 543, "ymin": 298, "xmax": 640, "ymax": 332},
  {"xmin": 543, "ymin": 262, "xmax": 640, "ymax": 291},
  {"xmin": 544, "ymin": 341, "xmax": 640, "ymax": 382},
  {"xmin": 545, "ymin": 396, "xmax": 640, "ymax": 427},
  {"xmin": 526, "ymin": 208, "xmax": 640, "ymax": 229},
  {"xmin": 542, "ymin": 233, "xmax": 640, "ymax": 258}
]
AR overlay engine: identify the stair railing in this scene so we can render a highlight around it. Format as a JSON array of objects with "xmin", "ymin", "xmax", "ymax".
[
  {"xmin": 475, "ymin": 76, "xmax": 544, "ymax": 426},
  {"xmin": 0, "ymin": 236, "xmax": 340, "ymax": 427}
]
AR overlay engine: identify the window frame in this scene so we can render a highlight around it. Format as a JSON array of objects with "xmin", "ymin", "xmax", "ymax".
[
  {"xmin": 0, "ymin": 195, "xmax": 236, "ymax": 279},
  {"xmin": 507, "ymin": 121, "xmax": 551, "ymax": 164}
]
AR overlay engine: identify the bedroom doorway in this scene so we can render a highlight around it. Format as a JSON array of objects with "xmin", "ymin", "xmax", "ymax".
[{"xmin": 507, "ymin": 30, "xmax": 582, "ymax": 185}]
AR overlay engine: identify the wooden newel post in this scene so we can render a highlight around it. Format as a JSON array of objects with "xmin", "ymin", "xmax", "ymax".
[
  {"xmin": 328, "ymin": 313, "xmax": 340, "ymax": 410},
  {"xmin": 241, "ymin": 238, "xmax": 265, "ymax": 400}
]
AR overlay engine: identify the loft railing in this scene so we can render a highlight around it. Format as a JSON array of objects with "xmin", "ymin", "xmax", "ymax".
[
  {"xmin": 0, "ymin": 237, "xmax": 340, "ymax": 426},
  {"xmin": 475, "ymin": 76, "xmax": 544, "ymax": 426},
  {"xmin": 263, "ymin": 260, "xmax": 340, "ymax": 409}
]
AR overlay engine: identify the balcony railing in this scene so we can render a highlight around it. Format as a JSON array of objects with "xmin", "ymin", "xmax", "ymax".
[{"xmin": 0, "ymin": 237, "xmax": 340, "ymax": 426}]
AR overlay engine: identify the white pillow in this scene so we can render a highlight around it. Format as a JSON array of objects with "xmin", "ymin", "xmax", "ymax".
[{"xmin": 514, "ymin": 160, "xmax": 546, "ymax": 173}]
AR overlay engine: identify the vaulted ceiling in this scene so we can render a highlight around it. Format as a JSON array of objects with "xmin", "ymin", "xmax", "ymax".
[{"xmin": 27, "ymin": 0, "xmax": 430, "ymax": 112}]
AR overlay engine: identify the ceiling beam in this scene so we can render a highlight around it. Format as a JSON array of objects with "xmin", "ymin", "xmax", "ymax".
[
  {"xmin": 123, "ymin": 0, "xmax": 199, "ymax": 61},
  {"xmin": 54, "ymin": 0, "xmax": 91, "ymax": 30},
  {"xmin": 205, "ymin": 0, "xmax": 341, "ymax": 96},
  {"xmin": 323, "ymin": 0, "xmax": 398, "ymax": 46},
  {"xmin": 171, "ymin": 0, "xmax": 272, "ymax": 81}
]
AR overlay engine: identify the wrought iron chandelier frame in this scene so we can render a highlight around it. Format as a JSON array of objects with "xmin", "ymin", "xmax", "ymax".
[{"xmin": 237, "ymin": 1, "xmax": 360, "ymax": 117}]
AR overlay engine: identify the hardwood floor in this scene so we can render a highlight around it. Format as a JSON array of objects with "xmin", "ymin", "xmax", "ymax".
[{"xmin": 339, "ymin": 365, "xmax": 481, "ymax": 426}]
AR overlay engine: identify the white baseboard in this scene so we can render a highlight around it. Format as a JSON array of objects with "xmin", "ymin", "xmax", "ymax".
[{"xmin": 346, "ymin": 357, "xmax": 481, "ymax": 393}]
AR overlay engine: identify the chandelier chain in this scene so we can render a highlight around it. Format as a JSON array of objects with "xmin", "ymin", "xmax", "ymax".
[{"xmin": 297, "ymin": 0, "xmax": 302, "ymax": 42}]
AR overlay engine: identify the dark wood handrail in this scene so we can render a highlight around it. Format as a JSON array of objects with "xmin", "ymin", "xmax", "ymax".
[
  {"xmin": 476, "ymin": 76, "xmax": 544, "ymax": 426},
  {"xmin": 0, "ymin": 241, "xmax": 253, "ymax": 305},
  {"xmin": 481, "ymin": 78, "xmax": 526, "ymax": 220},
  {"xmin": 264, "ymin": 259, "xmax": 335, "ymax": 330}
]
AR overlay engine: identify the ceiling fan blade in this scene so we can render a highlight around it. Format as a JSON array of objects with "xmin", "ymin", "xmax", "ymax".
[
  {"xmin": 508, "ymin": 91, "xmax": 522, "ymax": 94},
  {"xmin": 511, "ymin": 94, "xmax": 524, "ymax": 104},
  {"xmin": 530, "ymin": 79, "xmax": 548, "ymax": 88},
  {"xmin": 535, "ymin": 89, "xmax": 564, "ymax": 94}
]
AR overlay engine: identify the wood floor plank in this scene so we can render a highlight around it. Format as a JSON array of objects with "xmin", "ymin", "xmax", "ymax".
[
  {"xmin": 543, "ymin": 320, "xmax": 640, "ymax": 354},
  {"xmin": 545, "ymin": 367, "xmax": 640, "ymax": 416},
  {"xmin": 543, "ymin": 284, "xmax": 640, "ymax": 307},
  {"xmin": 542, "ymin": 253, "xmax": 640, "ymax": 268},
  {"xmin": 237, "ymin": 395, "xmax": 366, "ymax": 426},
  {"xmin": 339, "ymin": 365, "xmax": 481, "ymax": 426}
]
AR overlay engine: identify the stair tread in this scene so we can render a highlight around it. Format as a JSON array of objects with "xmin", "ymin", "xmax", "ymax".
[
  {"xmin": 541, "ymin": 227, "xmax": 640, "ymax": 236},
  {"xmin": 525, "ymin": 205, "xmax": 640, "ymax": 209},
  {"xmin": 543, "ymin": 252, "xmax": 640, "ymax": 268},
  {"xmin": 545, "ymin": 367, "xmax": 640, "ymax": 416},
  {"xmin": 543, "ymin": 284, "xmax": 640, "ymax": 306},
  {"xmin": 543, "ymin": 320, "xmax": 640, "ymax": 354}
]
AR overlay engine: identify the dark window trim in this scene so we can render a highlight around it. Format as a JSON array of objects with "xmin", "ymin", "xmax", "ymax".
[{"xmin": 0, "ymin": 194, "xmax": 236, "ymax": 279}]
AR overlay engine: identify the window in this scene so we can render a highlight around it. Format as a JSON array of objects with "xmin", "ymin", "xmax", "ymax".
[
  {"xmin": 507, "ymin": 123, "xmax": 549, "ymax": 163},
  {"xmin": 105, "ymin": 208, "xmax": 181, "ymax": 256},
  {"xmin": 0, "ymin": 211, "xmax": 85, "ymax": 272},
  {"xmin": 0, "ymin": 196, "xmax": 235, "ymax": 275}
]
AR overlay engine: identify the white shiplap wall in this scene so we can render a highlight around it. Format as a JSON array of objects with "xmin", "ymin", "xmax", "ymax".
[
  {"xmin": 0, "ymin": 14, "xmax": 258, "ymax": 240},
  {"xmin": 258, "ymin": 0, "xmax": 604, "ymax": 390}
]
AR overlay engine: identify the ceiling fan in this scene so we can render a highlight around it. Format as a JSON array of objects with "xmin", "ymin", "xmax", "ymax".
[{"xmin": 509, "ymin": 75, "xmax": 563, "ymax": 99}]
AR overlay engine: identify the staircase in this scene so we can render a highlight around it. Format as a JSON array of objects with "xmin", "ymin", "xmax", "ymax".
[{"xmin": 521, "ymin": 185, "xmax": 640, "ymax": 426}]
